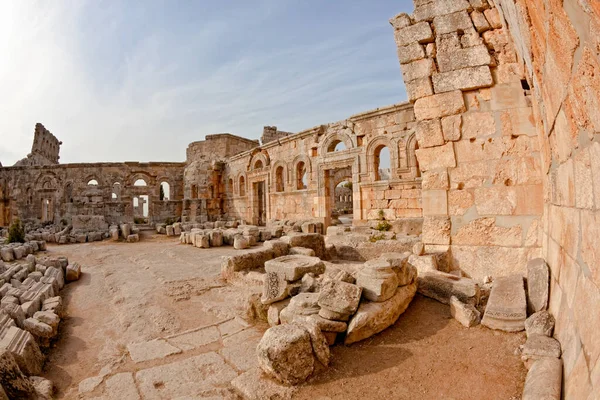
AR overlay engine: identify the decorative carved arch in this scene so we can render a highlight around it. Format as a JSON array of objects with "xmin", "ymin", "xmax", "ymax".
[
  {"xmin": 83, "ymin": 174, "xmax": 103, "ymax": 187},
  {"xmin": 127, "ymin": 172, "xmax": 154, "ymax": 187},
  {"xmin": 271, "ymin": 161, "xmax": 288, "ymax": 192},
  {"xmin": 321, "ymin": 130, "xmax": 354, "ymax": 154},
  {"xmin": 35, "ymin": 171, "xmax": 59, "ymax": 189},
  {"xmin": 237, "ymin": 172, "xmax": 247, "ymax": 196},
  {"xmin": 247, "ymin": 148, "xmax": 270, "ymax": 171},
  {"xmin": 366, "ymin": 136, "xmax": 396, "ymax": 181}
]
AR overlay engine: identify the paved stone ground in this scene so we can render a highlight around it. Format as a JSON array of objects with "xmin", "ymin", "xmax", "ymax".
[{"xmin": 40, "ymin": 232, "xmax": 526, "ymax": 399}]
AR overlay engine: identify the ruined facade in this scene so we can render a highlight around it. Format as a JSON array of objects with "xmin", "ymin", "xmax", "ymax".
[{"xmin": 0, "ymin": 0, "xmax": 598, "ymax": 394}]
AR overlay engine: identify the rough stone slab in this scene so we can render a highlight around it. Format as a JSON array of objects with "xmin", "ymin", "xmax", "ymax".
[
  {"xmin": 345, "ymin": 282, "xmax": 417, "ymax": 345},
  {"xmin": 413, "ymin": 0, "xmax": 471, "ymax": 22},
  {"xmin": 356, "ymin": 260, "xmax": 399, "ymax": 302},
  {"xmin": 256, "ymin": 324, "xmax": 315, "ymax": 385},
  {"xmin": 397, "ymin": 42, "xmax": 426, "ymax": 64},
  {"xmin": 308, "ymin": 314, "xmax": 347, "ymax": 333},
  {"xmin": 406, "ymin": 76, "xmax": 434, "ymax": 101},
  {"xmin": 317, "ymin": 280, "xmax": 362, "ymax": 315},
  {"xmin": 414, "ymin": 90, "xmax": 466, "ymax": 121},
  {"xmin": 401, "ymin": 58, "xmax": 435, "ymax": 82},
  {"xmin": 394, "ymin": 22, "xmax": 434, "ymax": 47},
  {"xmin": 433, "ymin": 10, "xmax": 473, "ymax": 35},
  {"xmin": 261, "ymin": 272, "xmax": 290, "ymax": 305},
  {"xmin": 481, "ymin": 275, "xmax": 527, "ymax": 332},
  {"xmin": 218, "ymin": 317, "xmax": 249, "ymax": 338},
  {"xmin": 415, "ymin": 119, "xmax": 445, "ymax": 148},
  {"xmin": 521, "ymin": 334, "xmax": 561, "ymax": 362},
  {"xmin": 524, "ymin": 311, "xmax": 555, "ymax": 338},
  {"xmin": 0, "ymin": 349, "xmax": 34, "ymax": 399},
  {"xmin": 526, "ymin": 258, "xmax": 549, "ymax": 314},
  {"xmin": 449, "ymin": 295, "xmax": 481, "ymax": 327},
  {"xmin": 522, "ymin": 358, "xmax": 562, "ymax": 400},
  {"xmin": 280, "ymin": 234, "xmax": 325, "ymax": 259},
  {"xmin": 432, "ymin": 66, "xmax": 493, "ymax": 93},
  {"xmin": 265, "ymin": 255, "xmax": 325, "ymax": 282},
  {"xmin": 437, "ymin": 45, "xmax": 492, "ymax": 72},
  {"xmin": 78, "ymin": 376, "xmax": 103, "ymax": 395},
  {"xmin": 167, "ymin": 326, "xmax": 220, "ymax": 351},
  {"xmin": 135, "ymin": 352, "xmax": 238, "ymax": 399},
  {"xmin": 231, "ymin": 367, "xmax": 295, "ymax": 400},
  {"xmin": 127, "ymin": 339, "xmax": 182, "ymax": 363},
  {"xmin": 268, "ymin": 299, "xmax": 291, "ymax": 326},
  {"xmin": 0, "ymin": 326, "xmax": 43, "ymax": 375},
  {"xmin": 221, "ymin": 328, "xmax": 263, "ymax": 372},
  {"xmin": 105, "ymin": 372, "xmax": 140, "ymax": 400},
  {"xmin": 417, "ymin": 270, "xmax": 480, "ymax": 305}
]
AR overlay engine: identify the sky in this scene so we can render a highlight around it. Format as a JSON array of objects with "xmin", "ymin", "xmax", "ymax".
[{"xmin": 0, "ymin": 0, "xmax": 412, "ymax": 165}]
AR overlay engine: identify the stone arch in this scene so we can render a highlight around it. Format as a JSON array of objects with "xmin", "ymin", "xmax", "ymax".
[
  {"xmin": 271, "ymin": 161, "xmax": 287, "ymax": 193},
  {"xmin": 238, "ymin": 173, "xmax": 247, "ymax": 197},
  {"xmin": 35, "ymin": 172, "xmax": 59, "ymax": 189},
  {"xmin": 406, "ymin": 133, "xmax": 420, "ymax": 177},
  {"xmin": 83, "ymin": 174, "xmax": 103, "ymax": 187},
  {"xmin": 247, "ymin": 149, "xmax": 270, "ymax": 171},
  {"xmin": 128, "ymin": 172, "xmax": 154, "ymax": 187},
  {"xmin": 321, "ymin": 131, "xmax": 354, "ymax": 154},
  {"xmin": 366, "ymin": 136, "xmax": 395, "ymax": 181},
  {"xmin": 292, "ymin": 155, "xmax": 311, "ymax": 190}
]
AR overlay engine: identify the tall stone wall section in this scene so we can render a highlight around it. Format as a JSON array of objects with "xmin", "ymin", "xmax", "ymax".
[
  {"xmin": 393, "ymin": 0, "xmax": 543, "ymax": 280},
  {"xmin": 490, "ymin": 0, "xmax": 600, "ymax": 396},
  {"xmin": 14, "ymin": 123, "xmax": 62, "ymax": 166}
]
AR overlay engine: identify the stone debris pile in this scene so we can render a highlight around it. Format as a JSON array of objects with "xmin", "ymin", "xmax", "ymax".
[
  {"xmin": 0, "ymin": 248, "xmax": 82, "ymax": 398},
  {"xmin": 255, "ymin": 249, "xmax": 418, "ymax": 385}
]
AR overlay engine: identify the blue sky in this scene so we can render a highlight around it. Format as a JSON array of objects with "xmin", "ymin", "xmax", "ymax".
[{"xmin": 0, "ymin": 0, "xmax": 413, "ymax": 165}]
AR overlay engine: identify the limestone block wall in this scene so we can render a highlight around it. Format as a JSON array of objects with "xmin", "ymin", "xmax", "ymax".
[
  {"xmin": 14, "ymin": 123, "xmax": 62, "ymax": 167},
  {"xmin": 0, "ymin": 162, "xmax": 185, "ymax": 226},
  {"xmin": 492, "ymin": 0, "xmax": 600, "ymax": 395},
  {"xmin": 392, "ymin": 0, "xmax": 543, "ymax": 280},
  {"xmin": 224, "ymin": 103, "xmax": 422, "ymax": 225}
]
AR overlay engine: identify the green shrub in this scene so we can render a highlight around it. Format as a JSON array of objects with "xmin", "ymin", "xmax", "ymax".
[
  {"xmin": 375, "ymin": 220, "xmax": 391, "ymax": 232},
  {"xmin": 369, "ymin": 233, "xmax": 386, "ymax": 243},
  {"xmin": 7, "ymin": 218, "xmax": 25, "ymax": 243}
]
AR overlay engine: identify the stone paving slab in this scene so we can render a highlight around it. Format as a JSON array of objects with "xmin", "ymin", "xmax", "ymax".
[
  {"xmin": 231, "ymin": 367, "xmax": 295, "ymax": 400},
  {"xmin": 135, "ymin": 352, "xmax": 238, "ymax": 399},
  {"xmin": 167, "ymin": 326, "xmax": 220, "ymax": 351},
  {"xmin": 218, "ymin": 317, "xmax": 249, "ymax": 338},
  {"xmin": 220, "ymin": 328, "xmax": 263, "ymax": 372},
  {"xmin": 127, "ymin": 339, "xmax": 182, "ymax": 363},
  {"xmin": 104, "ymin": 372, "xmax": 140, "ymax": 399}
]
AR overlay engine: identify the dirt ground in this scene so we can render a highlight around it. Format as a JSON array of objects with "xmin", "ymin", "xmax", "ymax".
[{"xmin": 40, "ymin": 232, "xmax": 527, "ymax": 399}]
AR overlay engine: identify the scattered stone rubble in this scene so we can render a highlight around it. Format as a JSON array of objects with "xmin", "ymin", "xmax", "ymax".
[{"xmin": 0, "ymin": 244, "xmax": 82, "ymax": 398}]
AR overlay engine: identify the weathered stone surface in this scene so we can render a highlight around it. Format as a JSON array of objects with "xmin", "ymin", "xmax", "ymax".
[
  {"xmin": 413, "ymin": 0, "xmax": 471, "ymax": 22},
  {"xmin": 135, "ymin": 352, "xmax": 237, "ymax": 398},
  {"xmin": 417, "ymin": 270, "xmax": 480, "ymax": 305},
  {"xmin": 406, "ymin": 77, "xmax": 434, "ymax": 101},
  {"xmin": 308, "ymin": 314, "xmax": 347, "ymax": 333},
  {"xmin": 522, "ymin": 358, "xmax": 562, "ymax": 400},
  {"xmin": 167, "ymin": 326, "xmax": 220, "ymax": 351},
  {"xmin": 256, "ymin": 324, "xmax": 315, "ymax": 385},
  {"xmin": 318, "ymin": 307, "xmax": 350, "ymax": 322},
  {"xmin": 23, "ymin": 318, "xmax": 54, "ymax": 339},
  {"xmin": 234, "ymin": 235, "xmax": 249, "ymax": 250},
  {"xmin": 65, "ymin": 263, "xmax": 81, "ymax": 282},
  {"xmin": 408, "ymin": 254, "xmax": 437, "ymax": 273},
  {"xmin": 0, "ymin": 326, "xmax": 43, "ymax": 375},
  {"xmin": 289, "ymin": 247, "xmax": 315, "ymax": 257},
  {"xmin": 281, "ymin": 233, "xmax": 326, "ymax": 259},
  {"xmin": 325, "ymin": 267, "xmax": 355, "ymax": 284},
  {"xmin": 437, "ymin": 45, "xmax": 491, "ymax": 73},
  {"xmin": 41, "ymin": 296, "xmax": 63, "ymax": 318},
  {"xmin": 415, "ymin": 119, "xmax": 445, "ymax": 148},
  {"xmin": 414, "ymin": 90, "xmax": 466, "ymax": 120},
  {"xmin": 0, "ymin": 349, "xmax": 35, "ymax": 399},
  {"xmin": 127, "ymin": 339, "xmax": 182, "ymax": 363},
  {"xmin": 521, "ymin": 334, "xmax": 562, "ymax": 366},
  {"xmin": 30, "ymin": 376, "xmax": 54, "ymax": 400},
  {"xmin": 432, "ymin": 66, "xmax": 493, "ymax": 93},
  {"xmin": 449, "ymin": 295, "xmax": 481, "ymax": 327},
  {"xmin": 524, "ymin": 311, "xmax": 555, "ymax": 338},
  {"xmin": 265, "ymin": 255, "xmax": 325, "ymax": 282},
  {"xmin": 481, "ymin": 275, "xmax": 527, "ymax": 332},
  {"xmin": 357, "ymin": 259, "xmax": 399, "ymax": 302},
  {"xmin": 526, "ymin": 258, "xmax": 549, "ymax": 314},
  {"xmin": 231, "ymin": 367, "xmax": 295, "ymax": 400},
  {"xmin": 394, "ymin": 22, "xmax": 434, "ymax": 46},
  {"xmin": 397, "ymin": 43, "xmax": 426, "ymax": 64},
  {"xmin": 346, "ymin": 282, "xmax": 417, "ymax": 345},
  {"xmin": 415, "ymin": 142, "xmax": 456, "ymax": 171},
  {"xmin": 261, "ymin": 272, "xmax": 290, "ymax": 305},
  {"xmin": 279, "ymin": 293, "xmax": 321, "ymax": 324},
  {"xmin": 267, "ymin": 299, "xmax": 291, "ymax": 326},
  {"xmin": 401, "ymin": 58, "xmax": 435, "ymax": 82},
  {"xmin": 317, "ymin": 280, "xmax": 362, "ymax": 315},
  {"xmin": 301, "ymin": 321, "xmax": 330, "ymax": 367},
  {"xmin": 433, "ymin": 10, "xmax": 473, "ymax": 35}
]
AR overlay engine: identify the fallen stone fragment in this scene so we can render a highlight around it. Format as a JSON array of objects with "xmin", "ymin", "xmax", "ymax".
[
  {"xmin": 524, "ymin": 311, "xmax": 555, "ymax": 338},
  {"xmin": 0, "ymin": 349, "xmax": 35, "ymax": 399},
  {"xmin": 521, "ymin": 334, "xmax": 561, "ymax": 368},
  {"xmin": 417, "ymin": 270, "xmax": 480, "ymax": 305},
  {"xmin": 231, "ymin": 367, "xmax": 295, "ymax": 400},
  {"xmin": 261, "ymin": 272, "xmax": 290, "ymax": 305},
  {"xmin": 23, "ymin": 318, "xmax": 54, "ymax": 338},
  {"xmin": 289, "ymin": 247, "xmax": 315, "ymax": 257},
  {"xmin": 256, "ymin": 323, "xmax": 315, "ymax": 385},
  {"xmin": 280, "ymin": 233, "xmax": 326, "ymax": 259},
  {"xmin": 299, "ymin": 273, "xmax": 320, "ymax": 293},
  {"xmin": 449, "ymin": 295, "xmax": 481, "ymax": 327},
  {"xmin": 408, "ymin": 254, "xmax": 438, "ymax": 273},
  {"xmin": 0, "ymin": 326, "xmax": 43, "ymax": 375},
  {"xmin": 41, "ymin": 296, "xmax": 64, "ymax": 318},
  {"xmin": 526, "ymin": 258, "xmax": 549, "ymax": 315},
  {"xmin": 127, "ymin": 234, "xmax": 140, "ymax": 243},
  {"xmin": 308, "ymin": 314, "xmax": 347, "ymax": 333},
  {"xmin": 234, "ymin": 235, "xmax": 249, "ymax": 250},
  {"xmin": 65, "ymin": 263, "xmax": 81, "ymax": 282},
  {"xmin": 301, "ymin": 321, "xmax": 330, "ymax": 367},
  {"xmin": 346, "ymin": 282, "xmax": 417, "ymax": 345},
  {"xmin": 325, "ymin": 267, "xmax": 355, "ymax": 284},
  {"xmin": 30, "ymin": 376, "xmax": 54, "ymax": 400},
  {"xmin": 481, "ymin": 275, "xmax": 527, "ymax": 332},
  {"xmin": 357, "ymin": 259, "xmax": 399, "ymax": 302},
  {"xmin": 265, "ymin": 255, "xmax": 325, "ymax": 282},
  {"xmin": 522, "ymin": 358, "xmax": 562, "ymax": 400},
  {"xmin": 412, "ymin": 242, "xmax": 424, "ymax": 255},
  {"xmin": 267, "ymin": 299, "xmax": 291, "ymax": 326},
  {"xmin": 318, "ymin": 307, "xmax": 350, "ymax": 322},
  {"xmin": 317, "ymin": 280, "xmax": 362, "ymax": 315}
]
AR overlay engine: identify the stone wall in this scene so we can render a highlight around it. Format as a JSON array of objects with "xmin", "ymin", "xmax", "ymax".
[
  {"xmin": 392, "ymin": 0, "xmax": 543, "ymax": 280},
  {"xmin": 261, "ymin": 126, "xmax": 293, "ymax": 145},
  {"xmin": 490, "ymin": 0, "xmax": 600, "ymax": 396},
  {"xmin": 14, "ymin": 123, "xmax": 62, "ymax": 167},
  {"xmin": 224, "ymin": 103, "xmax": 422, "ymax": 226},
  {"xmin": 0, "ymin": 162, "xmax": 185, "ymax": 226}
]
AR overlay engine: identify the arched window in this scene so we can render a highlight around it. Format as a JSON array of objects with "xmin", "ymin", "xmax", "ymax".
[
  {"xmin": 275, "ymin": 166, "xmax": 284, "ymax": 192},
  {"xmin": 191, "ymin": 185, "xmax": 198, "ymax": 199},
  {"xmin": 228, "ymin": 178, "xmax": 234, "ymax": 193},
  {"xmin": 328, "ymin": 140, "xmax": 346, "ymax": 152},
  {"xmin": 112, "ymin": 182, "xmax": 121, "ymax": 200},
  {"xmin": 134, "ymin": 179, "xmax": 147, "ymax": 187},
  {"xmin": 239, "ymin": 176, "xmax": 246, "ymax": 196},
  {"xmin": 254, "ymin": 160, "xmax": 263, "ymax": 170},
  {"xmin": 375, "ymin": 146, "xmax": 391, "ymax": 181},
  {"xmin": 26, "ymin": 188, "xmax": 33, "ymax": 205},
  {"xmin": 296, "ymin": 162, "xmax": 307, "ymax": 190},
  {"xmin": 87, "ymin": 179, "xmax": 98, "ymax": 186},
  {"xmin": 65, "ymin": 183, "xmax": 73, "ymax": 203},
  {"xmin": 209, "ymin": 185, "xmax": 214, "ymax": 198},
  {"xmin": 160, "ymin": 182, "xmax": 170, "ymax": 201}
]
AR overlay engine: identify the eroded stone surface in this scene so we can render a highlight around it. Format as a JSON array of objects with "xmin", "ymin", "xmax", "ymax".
[
  {"xmin": 481, "ymin": 275, "xmax": 526, "ymax": 332},
  {"xmin": 127, "ymin": 339, "xmax": 182, "ymax": 363}
]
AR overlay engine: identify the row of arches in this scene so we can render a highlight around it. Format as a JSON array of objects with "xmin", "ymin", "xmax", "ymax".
[{"xmin": 84, "ymin": 179, "xmax": 171, "ymax": 202}]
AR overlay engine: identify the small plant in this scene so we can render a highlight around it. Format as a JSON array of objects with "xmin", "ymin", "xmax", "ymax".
[
  {"xmin": 375, "ymin": 220, "xmax": 391, "ymax": 232},
  {"xmin": 369, "ymin": 233, "xmax": 386, "ymax": 243},
  {"xmin": 377, "ymin": 209, "xmax": 385, "ymax": 220},
  {"xmin": 7, "ymin": 218, "xmax": 25, "ymax": 243}
]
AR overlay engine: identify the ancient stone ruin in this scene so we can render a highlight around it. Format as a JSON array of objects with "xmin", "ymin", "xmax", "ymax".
[{"xmin": 0, "ymin": 0, "xmax": 599, "ymax": 398}]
